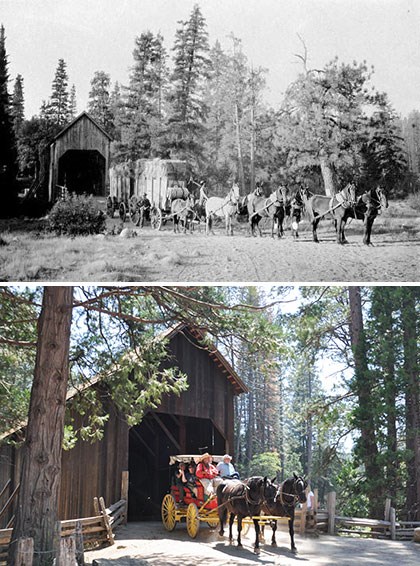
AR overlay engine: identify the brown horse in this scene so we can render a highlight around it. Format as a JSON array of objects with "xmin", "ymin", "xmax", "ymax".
[{"xmin": 247, "ymin": 186, "xmax": 289, "ymax": 237}]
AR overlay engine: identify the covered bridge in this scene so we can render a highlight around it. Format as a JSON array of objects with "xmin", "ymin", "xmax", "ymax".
[
  {"xmin": 48, "ymin": 111, "xmax": 111, "ymax": 201},
  {"xmin": 0, "ymin": 325, "xmax": 247, "ymax": 524}
]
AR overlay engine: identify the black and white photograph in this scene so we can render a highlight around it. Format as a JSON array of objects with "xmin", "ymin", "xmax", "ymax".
[{"xmin": 0, "ymin": 0, "xmax": 419, "ymax": 282}]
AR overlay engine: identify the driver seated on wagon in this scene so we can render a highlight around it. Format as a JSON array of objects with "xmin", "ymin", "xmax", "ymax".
[{"xmin": 216, "ymin": 453, "xmax": 240, "ymax": 480}]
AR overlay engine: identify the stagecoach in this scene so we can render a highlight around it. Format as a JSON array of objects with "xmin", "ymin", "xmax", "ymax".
[
  {"xmin": 107, "ymin": 158, "xmax": 190, "ymax": 229},
  {"xmin": 161, "ymin": 454, "xmax": 223, "ymax": 538}
]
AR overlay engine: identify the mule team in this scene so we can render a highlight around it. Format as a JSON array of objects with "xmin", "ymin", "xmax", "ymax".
[{"xmin": 172, "ymin": 179, "xmax": 388, "ymax": 245}]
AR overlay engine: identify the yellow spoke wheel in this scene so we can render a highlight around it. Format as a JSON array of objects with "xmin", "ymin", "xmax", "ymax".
[
  {"xmin": 161, "ymin": 494, "xmax": 177, "ymax": 531},
  {"xmin": 186, "ymin": 502, "xmax": 200, "ymax": 538}
]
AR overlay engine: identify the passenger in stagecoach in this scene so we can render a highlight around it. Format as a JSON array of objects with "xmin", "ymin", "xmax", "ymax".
[
  {"xmin": 195, "ymin": 453, "xmax": 222, "ymax": 498},
  {"xmin": 216, "ymin": 453, "xmax": 240, "ymax": 480},
  {"xmin": 185, "ymin": 463, "xmax": 198, "ymax": 498},
  {"xmin": 175, "ymin": 462, "xmax": 188, "ymax": 504}
]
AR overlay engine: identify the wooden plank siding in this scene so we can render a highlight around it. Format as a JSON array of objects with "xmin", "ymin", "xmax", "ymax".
[{"xmin": 0, "ymin": 326, "xmax": 245, "ymax": 523}]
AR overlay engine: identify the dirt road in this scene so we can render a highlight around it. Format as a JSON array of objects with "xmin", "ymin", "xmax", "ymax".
[
  {"xmin": 0, "ymin": 200, "xmax": 419, "ymax": 282},
  {"xmin": 85, "ymin": 521, "xmax": 419, "ymax": 565}
]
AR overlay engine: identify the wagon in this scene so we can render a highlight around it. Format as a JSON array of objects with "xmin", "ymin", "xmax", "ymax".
[
  {"xmin": 107, "ymin": 158, "xmax": 189, "ymax": 229},
  {"xmin": 161, "ymin": 454, "xmax": 223, "ymax": 538}
]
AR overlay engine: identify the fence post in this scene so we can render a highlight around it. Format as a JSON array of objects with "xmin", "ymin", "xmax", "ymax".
[
  {"xmin": 75, "ymin": 520, "xmax": 85, "ymax": 566},
  {"xmin": 59, "ymin": 535, "xmax": 76, "ymax": 565},
  {"xmin": 15, "ymin": 537, "xmax": 34, "ymax": 566},
  {"xmin": 121, "ymin": 470, "xmax": 129, "ymax": 525},
  {"xmin": 300, "ymin": 498, "xmax": 307, "ymax": 535},
  {"xmin": 384, "ymin": 498, "xmax": 391, "ymax": 521},
  {"xmin": 390, "ymin": 507, "xmax": 396, "ymax": 541},
  {"xmin": 327, "ymin": 491, "xmax": 336, "ymax": 535},
  {"xmin": 99, "ymin": 496, "xmax": 115, "ymax": 545}
]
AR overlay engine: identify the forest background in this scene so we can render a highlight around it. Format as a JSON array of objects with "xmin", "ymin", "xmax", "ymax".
[
  {"xmin": 1, "ymin": 284, "xmax": 419, "ymax": 531},
  {"xmin": 1, "ymin": 3, "xmax": 419, "ymax": 209}
]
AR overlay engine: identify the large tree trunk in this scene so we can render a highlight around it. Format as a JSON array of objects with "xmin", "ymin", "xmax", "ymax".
[
  {"xmin": 348, "ymin": 286, "xmax": 383, "ymax": 518},
  {"xmin": 234, "ymin": 103, "xmax": 246, "ymax": 194},
  {"xmin": 319, "ymin": 154, "xmax": 336, "ymax": 196},
  {"xmin": 401, "ymin": 288, "xmax": 420, "ymax": 520},
  {"xmin": 9, "ymin": 286, "xmax": 74, "ymax": 566}
]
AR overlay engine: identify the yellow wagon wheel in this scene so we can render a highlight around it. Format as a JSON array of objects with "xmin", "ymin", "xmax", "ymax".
[
  {"xmin": 161, "ymin": 494, "xmax": 177, "ymax": 531},
  {"xmin": 186, "ymin": 502, "xmax": 200, "ymax": 538}
]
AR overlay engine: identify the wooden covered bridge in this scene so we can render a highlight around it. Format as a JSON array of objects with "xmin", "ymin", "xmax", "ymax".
[
  {"xmin": 0, "ymin": 324, "xmax": 247, "ymax": 525},
  {"xmin": 48, "ymin": 111, "xmax": 111, "ymax": 201}
]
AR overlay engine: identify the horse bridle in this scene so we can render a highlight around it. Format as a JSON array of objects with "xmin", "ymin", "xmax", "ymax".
[{"xmin": 275, "ymin": 478, "xmax": 304, "ymax": 508}]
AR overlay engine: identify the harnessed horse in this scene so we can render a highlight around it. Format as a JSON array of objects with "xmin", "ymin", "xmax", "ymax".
[
  {"xmin": 217, "ymin": 476, "xmax": 276, "ymax": 555},
  {"xmin": 205, "ymin": 183, "xmax": 240, "ymax": 236},
  {"xmin": 247, "ymin": 185, "xmax": 289, "ymax": 237},
  {"xmin": 354, "ymin": 185, "xmax": 388, "ymax": 245},
  {"xmin": 262, "ymin": 474, "xmax": 308, "ymax": 554},
  {"xmin": 301, "ymin": 183, "xmax": 357, "ymax": 244},
  {"xmin": 171, "ymin": 194, "xmax": 195, "ymax": 233}
]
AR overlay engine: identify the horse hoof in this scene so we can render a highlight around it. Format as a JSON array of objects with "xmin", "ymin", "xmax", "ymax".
[
  {"xmin": 271, "ymin": 542, "xmax": 277, "ymax": 547},
  {"xmin": 254, "ymin": 548, "xmax": 260, "ymax": 555},
  {"xmin": 292, "ymin": 548, "xmax": 298, "ymax": 555}
]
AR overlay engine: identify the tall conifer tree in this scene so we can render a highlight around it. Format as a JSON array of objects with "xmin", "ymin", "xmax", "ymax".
[{"xmin": 0, "ymin": 24, "xmax": 18, "ymax": 213}]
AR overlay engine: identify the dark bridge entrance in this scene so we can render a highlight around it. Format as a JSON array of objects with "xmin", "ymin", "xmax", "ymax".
[
  {"xmin": 58, "ymin": 149, "xmax": 105, "ymax": 195},
  {"xmin": 128, "ymin": 412, "xmax": 225, "ymax": 521}
]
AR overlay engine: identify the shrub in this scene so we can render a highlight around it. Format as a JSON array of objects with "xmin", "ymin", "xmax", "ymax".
[{"xmin": 47, "ymin": 194, "xmax": 106, "ymax": 236}]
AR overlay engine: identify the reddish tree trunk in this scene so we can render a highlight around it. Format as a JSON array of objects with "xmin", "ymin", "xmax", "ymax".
[
  {"xmin": 9, "ymin": 286, "xmax": 73, "ymax": 566},
  {"xmin": 348, "ymin": 286, "xmax": 383, "ymax": 518}
]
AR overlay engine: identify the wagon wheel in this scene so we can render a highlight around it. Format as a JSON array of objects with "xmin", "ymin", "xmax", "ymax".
[
  {"xmin": 129, "ymin": 196, "xmax": 141, "ymax": 226},
  {"xmin": 206, "ymin": 520, "xmax": 218, "ymax": 530},
  {"xmin": 150, "ymin": 206, "xmax": 162, "ymax": 230},
  {"xmin": 106, "ymin": 196, "xmax": 115, "ymax": 218},
  {"xmin": 186, "ymin": 502, "xmax": 200, "ymax": 538},
  {"xmin": 161, "ymin": 494, "xmax": 177, "ymax": 531},
  {"xmin": 119, "ymin": 201, "xmax": 127, "ymax": 222}
]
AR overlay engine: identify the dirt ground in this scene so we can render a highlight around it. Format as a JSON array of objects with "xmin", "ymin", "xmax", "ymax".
[
  {"xmin": 0, "ymin": 199, "xmax": 419, "ymax": 282},
  {"xmin": 84, "ymin": 521, "xmax": 419, "ymax": 565}
]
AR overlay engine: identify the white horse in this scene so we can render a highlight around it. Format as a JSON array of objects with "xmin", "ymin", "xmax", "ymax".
[{"xmin": 205, "ymin": 183, "xmax": 240, "ymax": 236}]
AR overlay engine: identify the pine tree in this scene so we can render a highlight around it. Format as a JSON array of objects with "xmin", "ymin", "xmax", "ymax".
[
  {"xmin": 88, "ymin": 71, "xmax": 113, "ymax": 131},
  {"xmin": 115, "ymin": 31, "xmax": 168, "ymax": 160},
  {"xmin": 0, "ymin": 24, "xmax": 18, "ymax": 213},
  {"xmin": 69, "ymin": 84, "xmax": 77, "ymax": 119},
  {"xmin": 167, "ymin": 4, "xmax": 210, "ymax": 163},
  {"xmin": 12, "ymin": 74, "xmax": 24, "ymax": 135},
  {"xmin": 49, "ymin": 58, "xmax": 71, "ymax": 126}
]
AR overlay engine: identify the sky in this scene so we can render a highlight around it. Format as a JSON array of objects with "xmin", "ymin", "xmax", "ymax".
[{"xmin": 1, "ymin": 0, "xmax": 419, "ymax": 119}]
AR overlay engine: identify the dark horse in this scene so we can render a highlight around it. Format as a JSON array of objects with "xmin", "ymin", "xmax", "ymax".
[
  {"xmin": 217, "ymin": 476, "xmax": 275, "ymax": 555},
  {"xmin": 262, "ymin": 474, "xmax": 308, "ymax": 554}
]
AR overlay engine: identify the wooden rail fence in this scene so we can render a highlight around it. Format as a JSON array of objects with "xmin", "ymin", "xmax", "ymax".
[
  {"xmin": 0, "ymin": 497, "xmax": 126, "ymax": 565},
  {"xmin": 316, "ymin": 492, "xmax": 420, "ymax": 541}
]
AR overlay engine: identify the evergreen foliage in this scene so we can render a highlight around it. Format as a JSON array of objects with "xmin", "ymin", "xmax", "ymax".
[
  {"xmin": 0, "ymin": 24, "xmax": 18, "ymax": 213},
  {"xmin": 88, "ymin": 71, "xmax": 113, "ymax": 132}
]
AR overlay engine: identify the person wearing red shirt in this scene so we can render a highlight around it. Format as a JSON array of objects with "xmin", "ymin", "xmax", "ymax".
[{"xmin": 195, "ymin": 453, "xmax": 222, "ymax": 497}]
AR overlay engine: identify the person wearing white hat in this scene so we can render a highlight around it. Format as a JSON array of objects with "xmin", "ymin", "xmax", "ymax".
[{"xmin": 216, "ymin": 454, "xmax": 240, "ymax": 479}]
